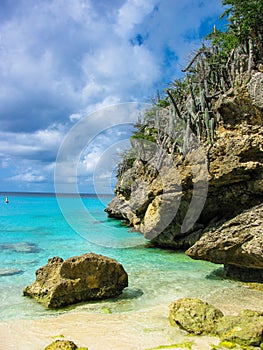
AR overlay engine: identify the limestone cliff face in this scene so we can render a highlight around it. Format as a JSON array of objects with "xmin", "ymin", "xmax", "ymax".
[
  {"xmin": 186, "ymin": 203, "xmax": 263, "ymax": 282},
  {"xmin": 106, "ymin": 72, "xmax": 263, "ymax": 256}
]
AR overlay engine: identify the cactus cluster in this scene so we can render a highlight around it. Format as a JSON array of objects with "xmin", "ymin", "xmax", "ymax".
[{"xmin": 117, "ymin": 11, "xmax": 259, "ymax": 176}]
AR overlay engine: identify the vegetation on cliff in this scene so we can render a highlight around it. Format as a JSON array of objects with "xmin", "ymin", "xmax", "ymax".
[
  {"xmin": 118, "ymin": 0, "xmax": 263, "ymax": 177},
  {"xmin": 106, "ymin": 0, "xmax": 263, "ymax": 269}
]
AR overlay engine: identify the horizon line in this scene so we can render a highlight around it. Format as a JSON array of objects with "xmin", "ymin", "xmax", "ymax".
[{"xmin": 0, "ymin": 191, "xmax": 114, "ymax": 197}]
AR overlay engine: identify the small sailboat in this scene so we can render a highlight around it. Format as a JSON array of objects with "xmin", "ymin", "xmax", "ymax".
[{"xmin": 5, "ymin": 196, "xmax": 9, "ymax": 204}]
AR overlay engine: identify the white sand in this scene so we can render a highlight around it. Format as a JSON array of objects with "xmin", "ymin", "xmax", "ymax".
[
  {"xmin": 1, "ymin": 285, "xmax": 263, "ymax": 350},
  {"xmin": 1, "ymin": 304, "xmax": 219, "ymax": 350}
]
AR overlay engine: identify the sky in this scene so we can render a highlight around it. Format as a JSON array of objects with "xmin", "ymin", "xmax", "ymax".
[{"xmin": 0, "ymin": 0, "xmax": 226, "ymax": 194}]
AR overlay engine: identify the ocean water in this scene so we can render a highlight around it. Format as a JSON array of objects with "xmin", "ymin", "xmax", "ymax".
[{"xmin": 0, "ymin": 193, "xmax": 261, "ymax": 321}]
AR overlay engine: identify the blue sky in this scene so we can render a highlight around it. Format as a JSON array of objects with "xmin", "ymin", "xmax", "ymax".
[{"xmin": 0, "ymin": 0, "xmax": 225, "ymax": 194}]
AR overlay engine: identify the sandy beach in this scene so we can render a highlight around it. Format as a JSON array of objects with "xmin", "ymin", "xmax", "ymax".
[
  {"xmin": 0, "ymin": 304, "xmax": 219, "ymax": 350},
  {"xmin": 1, "ymin": 286, "xmax": 263, "ymax": 350}
]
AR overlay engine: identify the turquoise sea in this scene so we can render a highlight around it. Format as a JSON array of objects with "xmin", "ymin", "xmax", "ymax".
[{"xmin": 0, "ymin": 193, "xmax": 261, "ymax": 321}]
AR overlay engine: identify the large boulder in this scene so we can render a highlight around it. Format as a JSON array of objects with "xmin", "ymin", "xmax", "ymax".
[
  {"xmin": 186, "ymin": 204, "xmax": 263, "ymax": 282},
  {"xmin": 169, "ymin": 298, "xmax": 224, "ymax": 335},
  {"xmin": 23, "ymin": 253, "xmax": 128, "ymax": 308},
  {"xmin": 216, "ymin": 309, "xmax": 263, "ymax": 347}
]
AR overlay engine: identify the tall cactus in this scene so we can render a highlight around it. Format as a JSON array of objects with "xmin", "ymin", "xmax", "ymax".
[
  {"xmin": 209, "ymin": 117, "xmax": 215, "ymax": 144},
  {"xmin": 182, "ymin": 115, "xmax": 191, "ymax": 158},
  {"xmin": 204, "ymin": 108, "xmax": 211, "ymax": 144}
]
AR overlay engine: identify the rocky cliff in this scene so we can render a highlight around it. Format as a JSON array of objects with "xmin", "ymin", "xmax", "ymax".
[
  {"xmin": 106, "ymin": 71, "xmax": 263, "ymax": 281},
  {"xmin": 186, "ymin": 203, "xmax": 263, "ymax": 282}
]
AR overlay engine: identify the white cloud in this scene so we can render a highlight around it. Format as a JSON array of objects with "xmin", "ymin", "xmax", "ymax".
[
  {"xmin": 0, "ymin": 125, "xmax": 66, "ymax": 190},
  {"xmin": 0, "ymin": 0, "xmax": 224, "ymax": 132},
  {"xmin": 69, "ymin": 113, "xmax": 83, "ymax": 122},
  {"xmin": 0, "ymin": 125, "xmax": 65, "ymax": 158},
  {"xmin": 0, "ymin": 157, "xmax": 11, "ymax": 169},
  {"xmin": 81, "ymin": 147, "xmax": 103, "ymax": 174},
  {"xmin": 0, "ymin": 0, "xmax": 224, "ymax": 192},
  {"xmin": 10, "ymin": 171, "xmax": 45, "ymax": 183},
  {"xmin": 80, "ymin": 38, "xmax": 160, "ymax": 100},
  {"xmin": 115, "ymin": 0, "xmax": 156, "ymax": 38}
]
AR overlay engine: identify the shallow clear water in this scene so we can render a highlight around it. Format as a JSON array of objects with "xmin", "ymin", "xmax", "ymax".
[{"xmin": 0, "ymin": 193, "xmax": 260, "ymax": 321}]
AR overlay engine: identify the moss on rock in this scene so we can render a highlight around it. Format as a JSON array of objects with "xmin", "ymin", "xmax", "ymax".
[
  {"xmin": 169, "ymin": 298, "xmax": 224, "ymax": 335},
  {"xmin": 216, "ymin": 309, "xmax": 263, "ymax": 347},
  {"xmin": 147, "ymin": 342, "xmax": 193, "ymax": 350},
  {"xmin": 44, "ymin": 339, "xmax": 88, "ymax": 350}
]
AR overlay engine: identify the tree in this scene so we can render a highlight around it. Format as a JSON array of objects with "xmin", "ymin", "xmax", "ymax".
[{"xmin": 221, "ymin": 0, "xmax": 263, "ymax": 63}]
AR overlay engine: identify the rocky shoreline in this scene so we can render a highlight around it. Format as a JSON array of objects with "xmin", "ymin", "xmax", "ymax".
[
  {"xmin": 105, "ymin": 72, "xmax": 263, "ymax": 282},
  {"xmin": 186, "ymin": 203, "xmax": 263, "ymax": 282}
]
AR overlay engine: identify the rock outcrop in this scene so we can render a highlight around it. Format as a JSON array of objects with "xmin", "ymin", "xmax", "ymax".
[
  {"xmin": 106, "ymin": 73, "xmax": 263, "ymax": 253},
  {"xmin": 23, "ymin": 253, "xmax": 128, "ymax": 308},
  {"xmin": 216, "ymin": 309, "xmax": 263, "ymax": 347},
  {"xmin": 186, "ymin": 204, "xmax": 263, "ymax": 282},
  {"xmin": 169, "ymin": 298, "xmax": 263, "ymax": 347},
  {"xmin": 169, "ymin": 298, "xmax": 224, "ymax": 335}
]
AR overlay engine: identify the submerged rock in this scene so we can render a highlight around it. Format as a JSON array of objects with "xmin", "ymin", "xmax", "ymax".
[
  {"xmin": 0, "ymin": 268, "xmax": 24, "ymax": 277},
  {"xmin": 0, "ymin": 241, "xmax": 39, "ymax": 253},
  {"xmin": 23, "ymin": 253, "xmax": 128, "ymax": 308},
  {"xmin": 186, "ymin": 204, "xmax": 263, "ymax": 282},
  {"xmin": 169, "ymin": 298, "xmax": 224, "ymax": 335}
]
